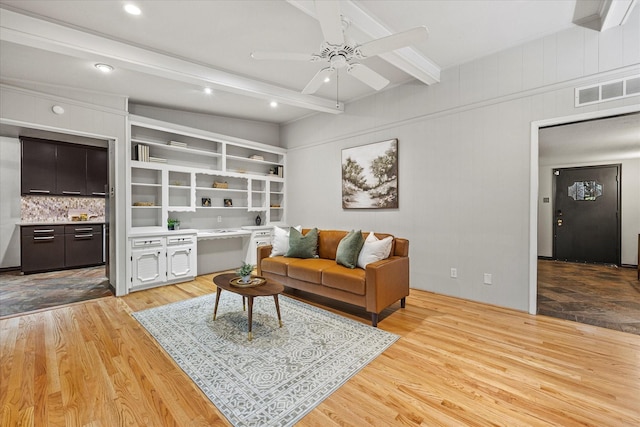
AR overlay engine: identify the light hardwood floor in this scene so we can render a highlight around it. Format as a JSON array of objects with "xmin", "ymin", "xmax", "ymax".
[{"xmin": 1, "ymin": 274, "xmax": 639, "ymax": 426}]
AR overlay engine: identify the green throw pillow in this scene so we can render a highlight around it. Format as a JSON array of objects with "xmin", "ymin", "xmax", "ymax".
[
  {"xmin": 336, "ymin": 230, "xmax": 365, "ymax": 269},
  {"xmin": 286, "ymin": 227, "xmax": 318, "ymax": 258}
]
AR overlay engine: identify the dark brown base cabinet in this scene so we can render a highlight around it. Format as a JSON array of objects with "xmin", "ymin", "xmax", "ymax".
[
  {"xmin": 64, "ymin": 225, "xmax": 103, "ymax": 268},
  {"xmin": 20, "ymin": 226, "xmax": 65, "ymax": 274},
  {"xmin": 21, "ymin": 224, "xmax": 104, "ymax": 274}
]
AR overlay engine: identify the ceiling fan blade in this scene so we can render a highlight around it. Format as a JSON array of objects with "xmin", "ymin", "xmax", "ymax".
[
  {"xmin": 358, "ymin": 26, "xmax": 429, "ymax": 57},
  {"xmin": 315, "ymin": 0, "xmax": 344, "ymax": 45},
  {"xmin": 302, "ymin": 67, "xmax": 335, "ymax": 95},
  {"xmin": 251, "ymin": 51, "xmax": 315, "ymax": 61},
  {"xmin": 347, "ymin": 63, "xmax": 389, "ymax": 90}
]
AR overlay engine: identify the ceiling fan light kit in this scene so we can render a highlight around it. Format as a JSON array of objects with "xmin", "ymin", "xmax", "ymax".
[{"xmin": 251, "ymin": 1, "xmax": 428, "ymax": 97}]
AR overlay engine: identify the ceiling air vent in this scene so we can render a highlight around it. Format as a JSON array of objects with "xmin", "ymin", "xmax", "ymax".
[{"xmin": 575, "ymin": 75, "xmax": 640, "ymax": 107}]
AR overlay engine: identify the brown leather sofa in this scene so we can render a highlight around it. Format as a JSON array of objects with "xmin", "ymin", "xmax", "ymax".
[{"xmin": 257, "ymin": 229, "xmax": 409, "ymax": 326}]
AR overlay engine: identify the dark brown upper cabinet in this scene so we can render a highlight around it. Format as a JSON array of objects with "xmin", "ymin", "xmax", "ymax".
[
  {"xmin": 86, "ymin": 148, "xmax": 108, "ymax": 196},
  {"xmin": 21, "ymin": 138, "xmax": 57, "ymax": 195},
  {"xmin": 56, "ymin": 143, "xmax": 87, "ymax": 195},
  {"xmin": 21, "ymin": 137, "xmax": 107, "ymax": 197}
]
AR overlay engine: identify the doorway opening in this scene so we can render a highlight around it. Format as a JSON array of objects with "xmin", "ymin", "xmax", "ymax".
[{"xmin": 530, "ymin": 106, "xmax": 640, "ymax": 334}]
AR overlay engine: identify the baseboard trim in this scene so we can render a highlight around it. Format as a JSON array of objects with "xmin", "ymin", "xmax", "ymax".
[{"xmin": 0, "ymin": 266, "xmax": 20, "ymax": 273}]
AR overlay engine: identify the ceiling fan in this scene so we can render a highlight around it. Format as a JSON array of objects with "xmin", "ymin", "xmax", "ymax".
[{"xmin": 250, "ymin": 1, "xmax": 429, "ymax": 95}]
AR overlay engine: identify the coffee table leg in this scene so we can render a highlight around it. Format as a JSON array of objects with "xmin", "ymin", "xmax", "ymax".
[
  {"xmin": 273, "ymin": 295, "xmax": 283, "ymax": 328},
  {"xmin": 247, "ymin": 296, "xmax": 254, "ymax": 341},
  {"xmin": 213, "ymin": 288, "xmax": 222, "ymax": 320}
]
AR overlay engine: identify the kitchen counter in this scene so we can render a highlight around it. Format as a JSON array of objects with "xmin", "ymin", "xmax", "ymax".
[{"xmin": 18, "ymin": 221, "xmax": 105, "ymax": 226}]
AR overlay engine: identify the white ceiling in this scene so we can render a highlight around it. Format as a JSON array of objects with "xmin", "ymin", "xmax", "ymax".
[
  {"xmin": 0, "ymin": 0, "xmax": 594, "ymax": 124},
  {"xmin": 539, "ymin": 113, "xmax": 640, "ymax": 165}
]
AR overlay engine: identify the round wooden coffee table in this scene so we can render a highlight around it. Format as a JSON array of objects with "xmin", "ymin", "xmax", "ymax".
[{"xmin": 212, "ymin": 273, "xmax": 284, "ymax": 341}]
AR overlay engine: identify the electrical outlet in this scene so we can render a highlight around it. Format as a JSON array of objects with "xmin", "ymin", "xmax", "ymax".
[
  {"xmin": 484, "ymin": 273, "xmax": 492, "ymax": 285},
  {"xmin": 217, "ymin": 216, "xmax": 222, "ymax": 223},
  {"xmin": 450, "ymin": 268, "xmax": 457, "ymax": 278}
]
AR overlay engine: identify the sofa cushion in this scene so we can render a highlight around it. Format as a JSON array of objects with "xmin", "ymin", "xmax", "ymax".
[
  {"xmin": 322, "ymin": 265, "xmax": 366, "ymax": 295},
  {"xmin": 270, "ymin": 225, "xmax": 302, "ymax": 257},
  {"xmin": 260, "ymin": 256, "xmax": 298, "ymax": 276},
  {"xmin": 315, "ymin": 230, "xmax": 349, "ymax": 260},
  {"xmin": 288, "ymin": 258, "xmax": 336, "ymax": 283},
  {"xmin": 286, "ymin": 227, "xmax": 318, "ymax": 258},
  {"xmin": 335, "ymin": 230, "xmax": 365, "ymax": 269},
  {"xmin": 357, "ymin": 232, "xmax": 393, "ymax": 268}
]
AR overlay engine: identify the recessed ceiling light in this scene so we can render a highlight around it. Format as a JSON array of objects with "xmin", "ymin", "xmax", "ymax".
[
  {"xmin": 124, "ymin": 4, "xmax": 141, "ymax": 15},
  {"xmin": 95, "ymin": 63, "xmax": 114, "ymax": 73},
  {"xmin": 324, "ymin": 77, "xmax": 331, "ymax": 83},
  {"xmin": 270, "ymin": 101, "xmax": 278, "ymax": 108},
  {"xmin": 204, "ymin": 87, "xmax": 212, "ymax": 95}
]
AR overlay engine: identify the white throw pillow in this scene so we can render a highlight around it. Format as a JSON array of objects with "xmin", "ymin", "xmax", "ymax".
[
  {"xmin": 357, "ymin": 232, "xmax": 393, "ymax": 268},
  {"xmin": 270, "ymin": 225, "xmax": 302, "ymax": 257}
]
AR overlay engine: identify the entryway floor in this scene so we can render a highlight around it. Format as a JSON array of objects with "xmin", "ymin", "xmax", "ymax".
[
  {"xmin": 537, "ymin": 260, "xmax": 640, "ymax": 335},
  {"xmin": 0, "ymin": 265, "xmax": 112, "ymax": 318}
]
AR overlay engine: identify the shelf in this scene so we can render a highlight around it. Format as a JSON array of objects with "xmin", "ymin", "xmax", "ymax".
[
  {"xmin": 132, "ymin": 205, "xmax": 161, "ymax": 209},
  {"xmin": 195, "ymin": 206, "xmax": 248, "ymax": 210},
  {"xmin": 132, "ymin": 138, "xmax": 221, "ymax": 159},
  {"xmin": 226, "ymin": 154, "xmax": 282, "ymax": 166},
  {"xmin": 169, "ymin": 185, "xmax": 190, "ymax": 190},
  {"xmin": 196, "ymin": 186, "xmax": 247, "ymax": 193},
  {"xmin": 132, "ymin": 182, "xmax": 162, "ymax": 187}
]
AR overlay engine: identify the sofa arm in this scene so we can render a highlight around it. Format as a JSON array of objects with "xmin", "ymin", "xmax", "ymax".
[
  {"xmin": 364, "ymin": 256, "xmax": 410, "ymax": 313},
  {"xmin": 256, "ymin": 245, "xmax": 272, "ymax": 275}
]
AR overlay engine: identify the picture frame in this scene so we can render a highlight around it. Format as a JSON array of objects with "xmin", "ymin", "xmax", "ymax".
[
  {"xmin": 224, "ymin": 198, "xmax": 233, "ymax": 207},
  {"xmin": 201, "ymin": 197, "xmax": 211, "ymax": 207},
  {"xmin": 342, "ymin": 139, "xmax": 398, "ymax": 209}
]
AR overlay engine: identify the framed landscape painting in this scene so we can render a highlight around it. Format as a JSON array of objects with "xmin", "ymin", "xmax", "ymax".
[{"xmin": 342, "ymin": 139, "xmax": 398, "ymax": 209}]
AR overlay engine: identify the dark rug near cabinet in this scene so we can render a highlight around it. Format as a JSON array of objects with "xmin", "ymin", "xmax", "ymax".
[
  {"xmin": 0, "ymin": 266, "xmax": 112, "ymax": 317},
  {"xmin": 537, "ymin": 260, "xmax": 640, "ymax": 335}
]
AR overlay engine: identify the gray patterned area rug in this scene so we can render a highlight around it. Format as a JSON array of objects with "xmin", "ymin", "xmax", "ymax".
[{"xmin": 133, "ymin": 292, "xmax": 399, "ymax": 427}]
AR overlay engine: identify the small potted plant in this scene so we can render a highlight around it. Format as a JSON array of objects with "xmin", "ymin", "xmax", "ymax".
[
  {"xmin": 236, "ymin": 261, "xmax": 254, "ymax": 283},
  {"xmin": 167, "ymin": 218, "xmax": 180, "ymax": 230}
]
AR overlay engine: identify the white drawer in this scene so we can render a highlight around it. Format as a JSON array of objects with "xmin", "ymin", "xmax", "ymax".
[
  {"xmin": 167, "ymin": 235, "xmax": 195, "ymax": 246},
  {"xmin": 131, "ymin": 237, "xmax": 164, "ymax": 248}
]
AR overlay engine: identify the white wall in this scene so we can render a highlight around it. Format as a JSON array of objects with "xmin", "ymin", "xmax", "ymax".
[
  {"xmin": 538, "ymin": 158, "xmax": 640, "ymax": 265},
  {"xmin": 281, "ymin": 13, "xmax": 640, "ymax": 312},
  {"xmin": 0, "ymin": 136, "xmax": 21, "ymax": 268}
]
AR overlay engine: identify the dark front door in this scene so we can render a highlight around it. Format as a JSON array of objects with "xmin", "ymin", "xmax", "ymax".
[{"xmin": 553, "ymin": 165, "xmax": 621, "ymax": 265}]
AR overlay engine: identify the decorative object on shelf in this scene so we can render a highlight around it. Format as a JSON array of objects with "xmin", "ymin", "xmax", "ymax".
[
  {"xmin": 270, "ymin": 165, "xmax": 284, "ymax": 177},
  {"xmin": 168, "ymin": 218, "xmax": 180, "ymax": 230},
  {"xmin": 213, "ymin": 181, "xmax": 229, "ymax": 189},
  {"xmin": 224, "ymin": 199, "xmax": 233, "ymax": 207},
  {"xmin": 255, "ymin": 214, "xmax": 262, "ymax": 226},
  {"xmin": 133, "ymin": 201, "xmax": 154, "ymax": 206},
  {"xmin": 149, "ymin": 156, "xmax": 167, "ymax": 163},
  {"xmin": 202, "ymin": 197, "xmax": 211, "ymax": 207},
  {"xmin": 249, "ymin": 154, "xmax": 264, "ymax": 161},
  {"xmin": 342, "ymin": 138, "xmax": 398, "ymax": 209},
  {"xmin": 168, "ymin": 140, "xmax": 187, "ymax": 147},
  {"xmin": 270, "ymin": 204, "xmax": 281, "ymax": 208},
  {"xmin": 135, "ymin": 144, "xmax": 150, "ymax": 162},
  {"xmin": 235, "ymin": 262, "xmax": 255, "ymax": 283}
]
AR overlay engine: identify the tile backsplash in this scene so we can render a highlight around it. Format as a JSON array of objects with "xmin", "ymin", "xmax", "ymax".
[{"xmin": 21, "ymin": 196, "xmax": 105, "ymax": 223}]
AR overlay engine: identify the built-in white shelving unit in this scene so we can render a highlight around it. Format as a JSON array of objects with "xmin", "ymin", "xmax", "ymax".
[{"xmin": 127, "ymin": 115, "xmax": 286, "ymax": 231}]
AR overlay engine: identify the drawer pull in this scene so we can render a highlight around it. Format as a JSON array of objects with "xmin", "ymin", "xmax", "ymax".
[
  {"xmin": 92, "ymin": 192, "xmax": 106, "ymax": 196},
  {"xmin": 74, "ymin": 228, "xmax": 93, "ymax": 232},
  {"xmin": 62, "ymin": 191, "xmax": 82, "ymax": 195},
  {"xmin": 33, "ymin": 236, "xmax": 54, "ymax": 241},
  {"xmin": 33, "ymin": 229, "xmax": 55, "ymax": 233},
  {"xmin": 29, "ymin": 189, "xmax": 50, "ymax": 194},
  {"xmin": 75, "ymin": 234, "xmax": 93, "ymax": 239}
]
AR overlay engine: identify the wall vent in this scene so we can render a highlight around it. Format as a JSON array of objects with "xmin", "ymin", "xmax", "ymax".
[{"xmin": 575, "ymin": 75, "xmax": 640, "ymax": 107}]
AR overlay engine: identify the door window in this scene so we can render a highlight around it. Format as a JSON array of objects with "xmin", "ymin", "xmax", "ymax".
[{"xmin": 567, "ymin": 181, "xmax": 603, "ymax": 201}]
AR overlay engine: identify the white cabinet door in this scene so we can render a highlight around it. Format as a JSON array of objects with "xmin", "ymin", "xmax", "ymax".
[
  {"xmin": 167, "ymin": 244, "xmax": 195, "ymax": 280},
  {"xmin": 131, "ymin": 248, "xmax": 166, "ymax": 288}
]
